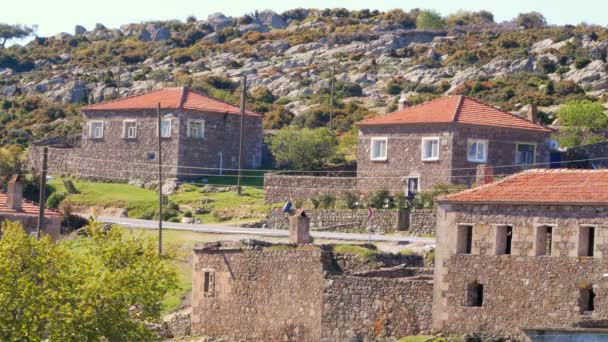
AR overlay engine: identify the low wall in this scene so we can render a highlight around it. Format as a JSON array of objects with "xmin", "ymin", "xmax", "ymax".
[
  {"xmin": 266, "ymin": 208, "xmax": 404, "ymax": 233},
  {"xmin": 321, "ymin": 274, "xmax": 433, "ymax": 341},
  {"xmin": 409, "ymin": 209, "xmax": 437, "ymax": 235},
  {"xmin": 264, "ymin": 174, "xmax": 356, "ymax": 203}
]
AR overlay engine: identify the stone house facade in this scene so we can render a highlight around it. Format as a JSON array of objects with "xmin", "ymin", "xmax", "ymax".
[
  {"xmin": 192, "ymin": 241, "xmax": 433, "ymax": 341},
  {"xmin": 433, "ymin": 169, "xmax": 608, "ymax": 338},
  {"xmin": 31, "ymin": 87, "xmax": 263, "ymax": 181},
  {"xmin": 356, "ymin": 95, "xmax": 552, "ymax": 193}
]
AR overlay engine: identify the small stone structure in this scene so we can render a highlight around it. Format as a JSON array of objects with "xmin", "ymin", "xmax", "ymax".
[
  {"xmin": 289, "ymin": 209, "xmax": 310, "ymax": 244},
  {"xmin": 192, "ymin": 241, "xmax": 433, "ymax": 341}
]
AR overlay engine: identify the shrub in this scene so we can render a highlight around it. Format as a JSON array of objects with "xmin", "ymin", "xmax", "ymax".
[
  {"xmin": 574, "ymin": 57, "xmax": 591, "ymax": 69},
  {"xmin": 515, "ymin": 12, "xmax": 547, "ymax": 29},
  {"xmin": 168, "ymin": 217, "xmax": 180, "ymax": 223},
  {"xmin": 173, "ymin": 53, "xmax": 193, "ymax": 64},
  {"xmin": 368, "ymin": 189, "xmax": 391, "ymax": 209},
  {"xmin": 333, "ymin": 245, "xmax": 377, "ymax": 261},
  {"xmin": 46, "ymin": 192, "xmax": 66, "ymax": 209},
  {"xmin": 148, "ymin": 69, "xmax": 171, "ymax": 82},
  {"xmin": 386, "ymin": 79, "xmax": 402, "ymax": 95},
  {"xmin": 337, "ymin": 82, "xmax": 363, "ymax": 97},
  {"xmin": 416, "ymin": 10, "xmax": 446, "ymax": 30},
  {"xmin": 183, "ymin": 210, "xmax": 193, "ymax": 218},
  {"xmin": 317, "ymin": 193, "xmax": 336, "ymax": 209},
  {"xmin": 537, "ymin": 57, "xmax": 557, "ymax": 74},
  {"xmin": 341, "ymin": 192, "xmax": 359, "ymax": 209}
]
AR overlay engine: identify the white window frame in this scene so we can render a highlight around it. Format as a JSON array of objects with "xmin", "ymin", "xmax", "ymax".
[
  {"xmin": 515, "ymin": 142, "xmax": 536, "ymax": 165},
  {"xmin": 89, "ymin": 121, "xmax": 104, "ymax": 139},
  {"xmin": 421, "ymin": 137, "xmax": 440, "ymax": 161},
  {"xmin": 188, "ymin": 119, "xmax": 205, "ymax": 139},
  {"xmin": 123, "ymin": 120, "xmax": 137, "ymax": 139},
  {"xmin": 160, "ymin": 119, "xmax": 172, "ymax": 138},
  {"xmin": 370, "ymin": 137, "xmax": 388, "ymax": 161},
  {"xmin": 467, "ymin": 139, "xmax": 488, "ymax": 163}
]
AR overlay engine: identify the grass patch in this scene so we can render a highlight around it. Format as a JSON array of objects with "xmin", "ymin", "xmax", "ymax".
[
  {"xmin": 333, "ymin": 245, "xmax": 377, "ymax": 260},
  {"xmin": 397, "ymin": 336, "xmax": 440, "ymax": 342},
  {"xmin": 265, "ymin": 244, "xmax": 296, "ymax": 251},
  {"xmin": 399, "ymin": 249, "xmax": 416, "ymax": 256}
]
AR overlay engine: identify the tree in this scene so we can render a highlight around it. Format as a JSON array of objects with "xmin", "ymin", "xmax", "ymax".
[
  {"xmin": 416, "ymin": 10, "xmax": 446, "ymax": 30},
  {"xmin": 0, "ymin": 221, "xmax": 178, "ymax": 340},
  {"xmin": 515, "ymin": 12, "xmax": 547, "ymax": 29},
  {"xmin": 0, "ymin": 24, "xmax": 35, "ymax": 48},
  {"xmin": 0, "ymin": 145, "xmax": 23, "ymax": 186},
  {"xmin": 446, "ymin": 10, "xmax": 494, "ymax": 27},
  {"xmin": 556, "ymin": 100, "xmax": 608, "ymax": 147},
  {"xmin": 267, "ymin": 126, "xmax": 339, "ymax": 170},
  {"xmin": 263, "ymin": 107, "xmax": 294, "ymax": 129}
]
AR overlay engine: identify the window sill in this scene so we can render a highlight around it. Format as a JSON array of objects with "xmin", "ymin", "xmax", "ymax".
[
  {"xmin": 371, "ymin": 158, "xmax": 388, "ymax": 162},
  {"xmin": 422, "ymin": 159, "xmax": 440, "ymax": 162},
  {"xmin": 467, "ymin": 159, "xmax": 488, "ymax": 164}
]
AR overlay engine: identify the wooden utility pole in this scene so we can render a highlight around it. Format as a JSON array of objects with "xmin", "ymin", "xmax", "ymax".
[
  {"xmin": 329, "ymin": 63, "xmax": 335, "ymax": 130},
  {"xmin": 237, "ymin": 75, "xmax": 247, "ymax": 196},
  {"xmin": 37, "ymin": 147, "xmax": 48, "ymax": 240},
  {"xmin": 157, "ymin": 103, "xmax": 163, "ymax": 255}
]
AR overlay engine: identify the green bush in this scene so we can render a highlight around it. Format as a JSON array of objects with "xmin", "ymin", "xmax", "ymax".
[
  {"xmin": 183, "ymin": 210, "xmax": 193, "ymax": 218},
  {"xmin": 168, "ymin": 217, "xmax": 180, "ymax": 223},
  {"xmin": 341, "ymin": 192, "xmax": 359, "ymax": 209},
  {"xmin": 368, "ymin": 189, "xmax": 392, "ymax": 209},
  {"xmin": 317, "ymin": 193, "xmax": 336, "ymax": 209},
  {"xmin": 334, "ymin": 245, "xmax": 377, "ymax": 261},
  {"xmin": 46, "ymin": 192, "xmax": 66, "ymax": 209},
  {"xmin": 386, "ymin": 80, "xmax": 402, "ymax": 95},
  {"xmin": 574, "ymin": 57, "xmax": 591, "ymax": 69}
]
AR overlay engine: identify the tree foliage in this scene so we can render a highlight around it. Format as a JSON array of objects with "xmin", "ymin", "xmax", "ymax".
[
  {"xmin": 556, "ymin": 100, "xmax": 608, "ymax": 147},
  {"xmin": 515, "ymin": 12, "xmax": 547, "ymax": 29},
  {"xmin": 267, "ymin": 126, "xmax": 339, "ymax": 170},
  {"xmin": 0, "ymin": 221, "xmax": 178, "ymax": 341},
  {"xmin": 0, "ymin": 24, "xmax": 35, "ymax": 48},
  {"xmin": 0, "ymin": 145, "xmax": 23, "ymax": 186},
  {"xmin": 416, "ymin": 10, "xmax": 446, "ymax": 30},
  {"xmin": 446, "ymin": 10, "xmax": 494, "ymax": 27}
]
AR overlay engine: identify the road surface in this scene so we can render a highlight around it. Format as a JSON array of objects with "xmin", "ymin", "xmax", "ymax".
[{"xmin": 94, "ymin": 215, "xmax": 436, "ymax": 244}]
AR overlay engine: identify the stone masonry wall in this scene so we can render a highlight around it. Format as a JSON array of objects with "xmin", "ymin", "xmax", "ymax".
[
  {"xmin": 266, "ymin": 208, "xmax": 402, "ymax": 233},
  {"xmin": 433, "ymin": 203, "xmax": 608, "ymax": 338},
  {"xmin": 264, "ymin": 174, "xmax": 357, "ymax": 203},
  {"xmin": 409, "ymin": 209, "xmax": 437, "ymax": 235},
  {"xmin": 321, "ymin": 274, "xmax": 433, "ymax": 341}
]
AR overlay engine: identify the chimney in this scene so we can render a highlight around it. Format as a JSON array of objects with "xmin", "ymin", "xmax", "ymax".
[
  {"xmin": 6, "ymin": 174, "xmax": 23, "ymax": 211},
  {"xmin": 398, "ymin": 97, "xmax": 410, "ymax": 111},
  {"xmin": 527, "ymin": 104, "xmax": 538, "ymax": 123},
  {"xmin": 475, "ymin": 164, "xmax": 494, "ymax": 186},
  {"xmin": 289, "ymin": 209, "xmax": 310, "ymax": 245}
]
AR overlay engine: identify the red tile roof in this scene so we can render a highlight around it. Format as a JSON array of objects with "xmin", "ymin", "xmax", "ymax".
[
  {"xmin": 0, "ymin": 193, "xmax": 61, "ymax": 217},
  {"xmin": 440, "ymin": 169, "xmax": 608, "ymax": 205},
  {"xmin": 356, "ymin": 95, "xmax": 551, "ymax": 132},
  {"xmin": 83, "ymin": 87, "xmax": 262, "ymax": 117}
]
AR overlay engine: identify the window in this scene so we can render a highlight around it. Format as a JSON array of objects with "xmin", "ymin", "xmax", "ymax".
[
  {"xmin": 160, "ymin": 119, "xmax": 172, "ymax": 138},
  {"xmin": 535, "ymin": 225, "xmax": 553, "ymax": 256},
  {"xmin": 516, "ymin": 143, "xmax": 535, "ymax": 165},
  {"xmin": 146, "ymin": 152, "xmax": 157, "ymax": 161},
  {"xmin": 203, "ymin": 269, "xmax": 215, "ymax": 297},
  {"xmin": 580, "ymin": 286, "xmax": 595, "ymax": 314},
  {"xmin": 495, "ymin": 225, "xmax": 513, "ymax": 255},
  {"xmin": 123, "ymin": 120, "xmax": 137, "ymax": 139},
  {"xmin": 188, "ymin": 120, "xmax": 205, "ymax": 138},
  {"xmin": 578, "ymin": 226, "xmax": 595, "ymax": 257},
  {"xmin": 421, "ymin": 137, "xmax": 440, "ymax": 161},
  {"xmin": 457, "ymin": 225, "xmax": 474, "ymax": 254},
  {"xmin": 465, "ymin": 282, "xmax": 484, "ymax": 307},
  {"xmin": 89, "ymin": 121, "xmax": 104, "ymax": 139},
  {"xmin": 467, "ymin": 139, "xmax": 488, "ymax": 163},
  {"xmin": 406, "ymin": 177, "xmax": 419, "ymax": 197},
  {"xmin": 370, "ymin": 137, "xmax": 387, "ymax": 161}
]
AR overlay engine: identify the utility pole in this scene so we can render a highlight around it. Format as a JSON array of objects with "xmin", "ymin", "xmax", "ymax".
[
  {"xmin": 237, "ymin": 75, "xmax": 247, "ymax": 196},
  {"xmin": 37, "ymin": 147, "xmax": 48, "ymax": 240},
  {"xmin": 157, "ymin": 102, "xmax": 163, "ymax": 255},
  {"xmin": 329, "ymin": 63, "xmax": 335, "ymax": 130}
]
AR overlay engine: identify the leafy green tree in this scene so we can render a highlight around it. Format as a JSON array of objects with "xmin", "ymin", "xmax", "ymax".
[
  {"xmin": 557, "ymin": 100, "xmax": 608, "ymax": 147},
  {"xmin": 0, "ymin": 221, "xmax": 177, "ymax": 341},
  {"xmin": 0, "ymin": 24, "xmax": 35, "ymax": 48},
  {"xmin": 267, "ymin": 126, "xmax": 339, "ymax": 170},
  {"xmin": 515, "ymin": 12, "xmax": 547, "ymax": 29},
  {"xmin": 416, "ymin": 10, "xmax": 446, "ymax": 30},
  {"xmin": 446, "ymin": 10, "xmax": 494, "ymax": 26},
  {"xmin": 0, "ymin": 145, "xmax": 23, "ymax": 186}
]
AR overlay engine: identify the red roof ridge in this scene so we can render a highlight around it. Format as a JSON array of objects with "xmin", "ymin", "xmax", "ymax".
[
  {"xmin": 183, "ymin": 87, "xmax": 257, "ymax": 115},
  {"xmin": 82, "ymin": 87, "xmax": 174, "ymax": 110},
  {"xmin": 461, "ymin": 96, "xmax": 551, "ymax": 132},
  {"xmin": 452, "ymin": 95, "xmax": 465, "ymax": 121},
  {"xmin": 356, "ymin": 95, "xmax": 457, "ymax": 125}
]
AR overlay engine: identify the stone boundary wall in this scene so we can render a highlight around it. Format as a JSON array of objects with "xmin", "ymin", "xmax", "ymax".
[
  {"xmin": 28, "ymin": 146, "xmax": 177, "ymax": 182},
  {"xmin": 266, "ymin": 208, "xmax": 403, "ymax": 233},
  {"xmin": 321, "ymin": 274, "xmax": 433, "ymax": 340},
  {"xmin": 409, "ymin": 209, "xmax": 437, "ymax": 235},
  {"xmin": 264, "ymin": 174, "xmax": 356, "ymax": 203}
]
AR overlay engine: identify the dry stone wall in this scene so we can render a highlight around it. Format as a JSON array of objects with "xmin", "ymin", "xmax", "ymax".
[
  {"xmin": 264, "ymin": 174, "xmax": 357, "ymax": 203},
  {"xmin": 409, "ymin": 209, "xmax": 437, "ymax": 235}
]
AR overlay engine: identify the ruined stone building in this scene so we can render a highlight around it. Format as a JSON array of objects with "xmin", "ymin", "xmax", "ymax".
[
  {"xmin": 191, "ymin": 241, "xmax": 433, "ymax": 341},
  {"xmin": 30, "ymin": 87, "xmax": 264, "ymax": 181},
  {"xmin": 355, "ymin": 95, "xmax": 552, "ymax": 193},
  {"xmin": 433, "ymin": 169, "xmax": 608, "ymax": 338},
  {"xmin": 0, "ymin": 175, "xmax": 61, "ymax": 240}
]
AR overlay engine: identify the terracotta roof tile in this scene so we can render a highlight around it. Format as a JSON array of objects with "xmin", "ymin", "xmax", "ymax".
[
  {"xmin": 356, "ymin": 95, "xmax": 551, "ymax": 132},
  {"xmin": 440, "ymin": 169, "xmax": 608, "ymax": 205},
  {"xmin": 83, "ymin": 87, "xmax": 262, "ymax": 117},
  {"xmin": 0, "ymin": 193, "xmax": 61, "ymax": 217}
]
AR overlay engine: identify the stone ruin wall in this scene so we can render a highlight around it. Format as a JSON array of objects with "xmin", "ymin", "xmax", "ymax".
[{"xmin": 264, "ymin": 174, "xmax": 357, "ymax": 203}]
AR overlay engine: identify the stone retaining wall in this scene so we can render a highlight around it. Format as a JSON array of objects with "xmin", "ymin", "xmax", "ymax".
[
  {"xmin": 409, "ymin": 209, "xmax": 437, "ymax": 235},
  {"xmin": 264, "ymin": 174, "xmax": 356, "ymax": 203},
  {"xmin": 266, "ymin": 208, "xmax": 404, "ymax": 233}
]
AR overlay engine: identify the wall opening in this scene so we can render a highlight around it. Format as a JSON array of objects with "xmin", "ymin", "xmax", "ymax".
[
  {"xmin": 578, "ymin": 226, "xmax": 595, "ymax": 257},
  {"xmin": 456, "ymin": 225, "xmax": 473, "ymax": 254},
  {"xmin": 203, "ymin": 269, "xmax": 215, "ymax": 297},
  {"xmin": 495, "ymin": 225, "xmax": 513, "ymax": 255},
  {"xmin": 579, "ymin": 286, "xmax": 595, "ymax": 314},
  {"xmin": 535, "ymin": 225, "xmax": 553, "ymax": 256},
  {"xmin": 465, "ymin": 282, "xmax": 484, "ymax": 307}
]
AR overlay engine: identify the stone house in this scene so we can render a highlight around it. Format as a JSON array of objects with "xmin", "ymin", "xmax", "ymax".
[
  {"xmin": 191, "ymin": 241, "xmax": 433, "ymax": 341},
  {"xmin": 355, "ymin": 95, "xmax": 553, "ymax": 193},
  {"xmin": 433, "ymin": 169, "xmax": 608, "ymax": 338},
  {"xmin": 0, "ymin": 175, "xmax": 61, "ymax": 240},
  {"xmin": 31, "ymin": 87, "xmax": 264, "ymax": 181}
]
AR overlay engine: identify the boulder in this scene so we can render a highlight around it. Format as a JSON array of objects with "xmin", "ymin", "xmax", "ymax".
[
  {"xmin": 258, "ymin": 10, "xmax": 288, "ymax": 29},
  {"xmin": 0, "ymin": 68, "xmax": 14, "ymax": 77},
  {"xmin": 162, "ymin": 178, "xmax": 179, "ymax": 195},
  {"xmin": 151, "ymin": 27, "xmax": 171, "ymax": 41},
  {"xmin": 258, "ymin": 40, "xmax": 290, "ymax": 52},
  {"xmin": 74, "ymin": 25, "xmax": 87, "ymax": 35},
  {"xmin": 203, "ymin": 32, "xmax": 220, "ymax": 44},
  {"xmin": 3, "ymin": 84, "xmax": 18, "ymax": 96},
  {"xmin": 54, "ymin": 32, "xmax": 73, "ymax": 41},
  {"xmin": 207, "ymin": 12, "xmax": 233, "ymax": 31},
  {"xmin": 181, "ymin": 217, "xmax": 195, "ymax": 224},
  {"xmin": 69, "ymin": 80, "xmax": 88, "ymax": 103},
  {"xmin": 138, "ymin": 28, "xmax": 152, "ymax": 42},
  {"xmin": 33, "ymin": 81, "xmax": 48, "ymax": 93},
  {"xmin": 237, "ymin": 23, "xmax": 268, "ymax": 34}
]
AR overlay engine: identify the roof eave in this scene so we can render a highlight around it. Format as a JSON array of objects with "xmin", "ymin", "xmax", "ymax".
[{"xmin": 437, "ymin": 200, "xmax": 608, "ymax": 206}]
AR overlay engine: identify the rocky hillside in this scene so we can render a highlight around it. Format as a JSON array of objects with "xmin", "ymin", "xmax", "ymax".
[{"xmin": 1, "ymin": 8, "xmax": 607, "ymax": 145}]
